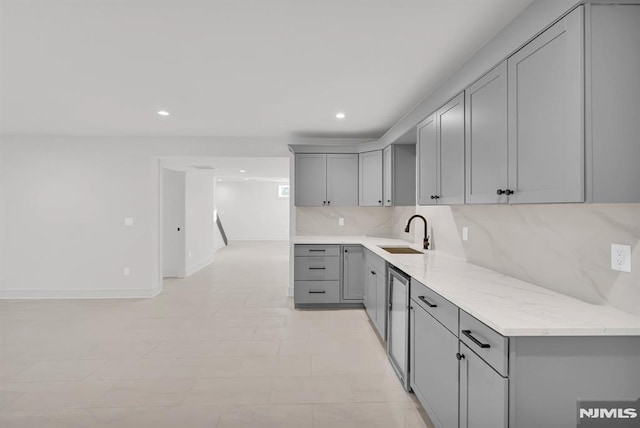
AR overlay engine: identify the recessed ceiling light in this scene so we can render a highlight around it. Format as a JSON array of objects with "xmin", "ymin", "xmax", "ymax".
[
  {"xmin": 244, "ymin": 178, "xmax": 249, "ymax": 181},
  {"xmin": 336, "ymin": 112, "xmax": 346, "ymax": 119},
  {"xmin": 157, "ymin": 110, "xmax": 170, "ymax": 116},
  {"xmin": 239, "ymin": 169, "xmax": 246, "ymax": 173}
]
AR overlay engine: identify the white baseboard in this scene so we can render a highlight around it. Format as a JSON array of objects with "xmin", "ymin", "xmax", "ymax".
[
  {"xmin": 0, "ymin": 282, "xmax": 162, "ymax": 300},
  {"xmin": 185, "ymin": 254, "xmax": 215, "ymax": 277}
]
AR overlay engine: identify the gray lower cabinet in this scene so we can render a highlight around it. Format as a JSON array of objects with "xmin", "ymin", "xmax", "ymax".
[
  {"xmin": 417, "ymin": 93, "xmax": 465, "ymax": 205},
  {"xmin": 459, "ymin": 342, "xmax": 508, "ymax": 428},
  {"xmin": 410, "ymin": 303, "xmax": 459, "ymax": 428},
  {"xmin": 588, "ymin": 4, "xmax": 640, "ymax": 203},
  {"xmin": 507, "ymin": 6, "xmax": 584, "ymax": 204},
  {"xmin": 342, "ymin": 245, "xmax": 364, "ymax": 301},
  {"xmin": 359, "ymin": 150, "xmax": 383, "ymax": 206},
  {"xmin": 294, "ymin": 245, "xmax": 341, "ymax": 306},
  {"xmin": 294, "ymin": 244, "xmax": 364, "ymax": 307},
  {"xmin": 364, "ymin": 249, "xmax": 387, "ymax": 339}
]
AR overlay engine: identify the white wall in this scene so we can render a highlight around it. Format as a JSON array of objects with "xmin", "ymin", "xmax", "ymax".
[
  {"xmin": 162, "ymin": 168, "xmax": 185, "ymax": 278},
  {"xmin": 216, "ymin": 181, "xmax": 289, "ymax": 241},
  {"xmin": 0, "ymin": 142, "xmax": 6, "ymax": 289},
  {"xmin": 0, "ymin": 136, "xmax": 296, "ymax": 298},
  {"xmin": 185, "ymin": 169, "xmax": 216, "ymax": 275}
]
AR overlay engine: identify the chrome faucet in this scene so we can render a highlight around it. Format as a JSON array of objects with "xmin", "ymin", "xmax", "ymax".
[{"xmin": 404, "ymin": 214, "xmax": 430, "ymax": 250}]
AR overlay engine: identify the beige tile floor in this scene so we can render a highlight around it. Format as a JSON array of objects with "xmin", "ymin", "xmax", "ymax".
[{"xmin": 0, "ymin": 241, "xmax": 433, "ymax": 427}]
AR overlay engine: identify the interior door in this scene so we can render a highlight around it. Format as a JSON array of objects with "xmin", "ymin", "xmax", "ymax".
[{"xmin": 162, "ymin": 168, "xmax": 186, "ymax": 278}]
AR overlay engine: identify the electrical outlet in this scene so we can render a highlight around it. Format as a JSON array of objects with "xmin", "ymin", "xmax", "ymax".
[
  {"xmin": 462, "ymin": 227, "xmax": 469, "ymax": 241},
  {"xmin": 124, "ymin": 217, "xmax": 134, "ymax": 226},
  {"xmin": 338, "ymin": 217, "xmax": 344, "ymax": 226},
  {"xmin": 123, "ymin": 267, "xmax": 130, "ymax": 276},
  {"xmin": 611, "ymin": 244, "xmax": 631, "ymax": 273}
]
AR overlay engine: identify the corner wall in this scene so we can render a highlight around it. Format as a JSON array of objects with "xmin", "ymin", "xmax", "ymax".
[{"xmin": 0, "ymin": 136, "xmax": 292, "ymax": 299}]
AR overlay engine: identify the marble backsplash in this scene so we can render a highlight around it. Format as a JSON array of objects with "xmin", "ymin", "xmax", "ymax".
[
  {"xmin": 295, "ymin": 206, "xmax": 394, "ymax": 237},
  {"xmin": 296, "ymin": 204, "xmax": 640, "ymax": 316},
  {"xmin": 449, "ymin": 204, "xmax": 640, "ymax": 316}
]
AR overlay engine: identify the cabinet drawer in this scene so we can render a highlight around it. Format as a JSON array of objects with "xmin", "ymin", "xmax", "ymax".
[
  {"xmin": 410, "ymin": 278, "xmax": 459, "ymax": 336},
  {"xmin": 294, "ymin": 281, "xmax": 340, "ymax": 304},
  {"xmin": 294, "ymin": 257, "xmax": 340, "ymax": 281},
  {"xmin": 294, "ymin": 245, "xmax": 340, "ymax": 257},
  {"xmin": 459, "ymin": 311, "xmax": 509, "ymax": 377}
]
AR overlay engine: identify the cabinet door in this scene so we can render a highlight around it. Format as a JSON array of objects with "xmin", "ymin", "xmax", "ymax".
[
  {"xmin": 466, "ymin": 62, "xmax": 508, "ymax": 204},
  {"xmin": 342, "ymin": 246, "xmax": 364, "ymax": 300},
  {"xmin": 411, "ymin": 305, "xmax": 459, "ymax": 428},
  {"xmin": 364, "ymin": 266, "xmax": 377, "ymax": 323},
  {"xmin": 507, "ymin": 6, "xmax": 584, "ymax": 204},
  {"xmin": 459, "ymin": 343, "xmax": 508, "ymax": 428},
  {"xmin": 437, "ymin": 93, "xmax": 465, "ymax": 205},
  {"xmin": 359, "ymin": 150, "xmax": 383, "ymax": 206},
  {"xmin": 295, "ymin": 154, "xmax": 327, "ymax": 207},
  {"xmin": 417, "ymin": 114, "xmax": 438, "ymax": 205},
  {"xmin": 589, "ymin": 5, "xmax": 640, "ymax": 203},
  {"xmin": 327, "ymin": 154, "xmax": 358, "ymax": 206},
  {"xmin": 374, "ymin": 267, "xmax": 387, "ymax": 340},
  {"xmin": 383, "ymin": 146, "xmax": 393, "ymax": 206}
]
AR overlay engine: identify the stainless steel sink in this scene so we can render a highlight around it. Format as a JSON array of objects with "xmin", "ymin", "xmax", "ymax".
[{"xmin": 379, "ymin": 246, "xmax": 423, "ymax": 254}]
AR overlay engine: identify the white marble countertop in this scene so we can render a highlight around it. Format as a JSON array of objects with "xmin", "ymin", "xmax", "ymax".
[{"xmin": 293, "ymin": 235, "xmax": 640, "ymax": 336}]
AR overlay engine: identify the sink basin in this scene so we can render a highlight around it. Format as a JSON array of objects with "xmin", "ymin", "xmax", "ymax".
[{"xmin": 379, "ymin": 246, "xmax": 423, "ymax": 254}]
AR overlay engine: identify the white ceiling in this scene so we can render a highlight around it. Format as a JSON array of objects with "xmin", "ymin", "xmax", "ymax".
[
  {"xmin": 0, "ymin": 0, "xmax": 533, "ymax": 138},
  {"xmin": 161, "ymin": 156, "xmax": 289, "ymax": 182}
]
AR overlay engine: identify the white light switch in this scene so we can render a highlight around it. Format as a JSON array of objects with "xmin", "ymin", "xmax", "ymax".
[
  {"xmin": 611, "ymin": 244, "xmax": 631, "ymax": 272},
  {"xmin": 123, "ymin": 267, "xmax": 130, "ymax": 276},
  {"xmin": 462, "ymin": 227, "xmax": 469, "ymax": 241},
  {"xmin": 124, "ymin": 217, "xmax": 134, "ymax": 226},
  {"xmin": 338, "ymin": 217, "xmax": 344, "ymax": 226}
]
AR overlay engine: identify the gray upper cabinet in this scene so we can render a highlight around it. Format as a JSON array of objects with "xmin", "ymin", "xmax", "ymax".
[
  {"xmin": 295, "ymin": 153, "xmax": 358, "ymax": 207},
  {"xmin": 588, "ymin": 5, "xmax": 640, "ymax": 203},
  {"xmin": 383, "ymin": 146, "xmax": 393, "ymax": 206},
  {"xmin": 417, "ymin": 93, "xmax": 465, "ymax": 205},
  {"xmin": 295, "ymin": 154, "xmax": 327, "ymax": 207},
  {"xmin": 359, "ymin": 150, "xmax": 383, "ymax": 206},
  {"xmin": 438, "ymin": 93, "xmax": 465, "ymax": 205},
  {"xmin": 507, "ymin": 6, "xmax": 584, "ymax": 204},
  {"xmin": 326, "ymin": 154, "xmax": 358, "ymax": 207},
  {"xmin": 383, "ymin": 144, "xmax": 416, "ymax": 207},
  {"xmin": 342, "ymin": 245, "xmax": 364, "ymax": 301},
  {"xmin": 417, "ymin": 114, "xmax": 438, "ymax": 205},
  {"xmin": 465, "ymin": 61, "xmax": 508, "ymax": 204}
]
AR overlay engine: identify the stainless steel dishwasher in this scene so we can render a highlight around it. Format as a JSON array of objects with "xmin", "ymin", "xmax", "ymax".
[{"xmin": 387, "ymin": 265, "xmax": 411, "ymax": 391}]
